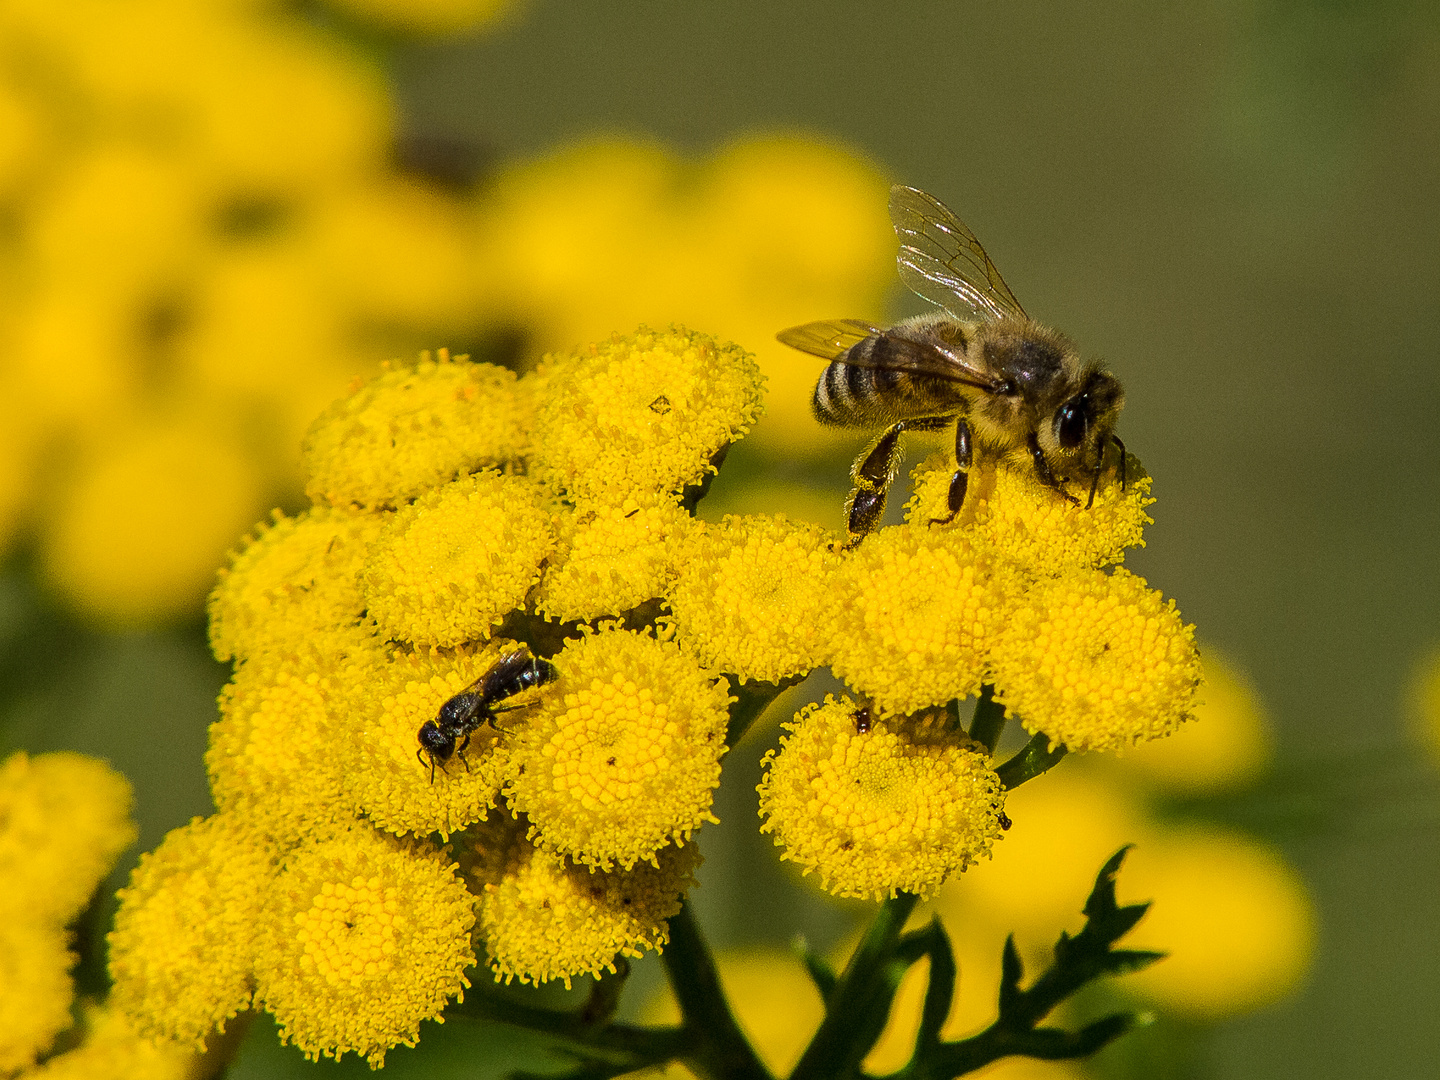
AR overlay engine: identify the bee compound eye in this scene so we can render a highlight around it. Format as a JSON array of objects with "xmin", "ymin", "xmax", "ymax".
[{"xmin": 1055, "ymin": 398, "xmax": 1089, "ymax": 450}]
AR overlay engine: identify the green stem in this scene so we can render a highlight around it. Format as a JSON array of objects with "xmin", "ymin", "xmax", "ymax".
[
  {"xmin": 724, "ymin": 674, "xmax": 801, "ymax": 747},
  {"xmin": 996, "ymin": 732, "xmax": 1068, "ymax": 790},
  {"xmin": 663, "ymin": 898, "xmax": 773, "ymax": 1080},
  {"xmin": 789, "ymin": 892, "xmax": 920, "ymax": 1080},
  {"xmin": 968, "ymin": 684, "xmax": 1007, "ymax": 754}
]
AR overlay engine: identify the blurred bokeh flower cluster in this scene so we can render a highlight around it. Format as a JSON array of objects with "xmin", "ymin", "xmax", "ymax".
[{"xmin": 0, "ymin": 0, "xmax": 890, "ymax": 627}]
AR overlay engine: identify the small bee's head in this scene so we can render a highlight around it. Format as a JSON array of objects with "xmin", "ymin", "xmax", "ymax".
[
  {"xmin": 416, "ymin": 720, "xmax": 454, "ymax": 764},
  {"xmin": 1045, "ymin": 366, "xmax": 1125, "ymax": 476}
]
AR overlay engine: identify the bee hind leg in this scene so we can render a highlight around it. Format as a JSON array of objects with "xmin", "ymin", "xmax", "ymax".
[
  {"xmin": 929, "ymin": 418, "xmax": 973, "ymax": 527},
  {"xmin": 844, "ymin": 422, "xmax": 907, "ymax": 546}
]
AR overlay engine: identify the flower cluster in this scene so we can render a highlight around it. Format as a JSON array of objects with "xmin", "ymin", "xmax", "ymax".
[
  {"xmin": 0, "ymin": 750, "xmax": 197, "ymax": 1079},
  {"xmin": 109, "ymin": 314, "xmax": 1202, "ymax": 1063},
  {"xmin": 0, "ymin": 0, "xmax": 890, "ymax": 627}
]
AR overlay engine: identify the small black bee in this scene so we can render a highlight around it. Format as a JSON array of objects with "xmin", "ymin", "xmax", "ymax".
[{"xmin": 416, "ymin": 648, "xmax": 558, "ymax": 781}]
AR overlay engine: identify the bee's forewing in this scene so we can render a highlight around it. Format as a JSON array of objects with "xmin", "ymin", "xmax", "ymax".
[
  {"xmin": 890, "ymin": 185, "xmax": 1028, "ymax": 323},
  {"xmin": 776, "ymin": 319, "xmax": 882, "ymax": 359}
]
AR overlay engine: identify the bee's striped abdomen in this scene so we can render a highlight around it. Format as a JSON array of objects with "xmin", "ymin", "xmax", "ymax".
[{"xmin": 812, "ymin": 335, "xmax": 900, "ymax": 427}]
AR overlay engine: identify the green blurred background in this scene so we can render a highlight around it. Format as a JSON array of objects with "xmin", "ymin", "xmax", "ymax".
[{"xmin": 4, "ymin": 1, "xmax": 1439, "ymax": 1077}]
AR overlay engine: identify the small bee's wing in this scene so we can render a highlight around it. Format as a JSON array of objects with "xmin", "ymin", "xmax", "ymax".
[
  {"xmin": 776, "ymin": 318, "xmax": 882, "ymax": 359},
  {"xmin": 472, "ymin": 648, "xmax": 532, "ymax": 700},
  {"xmin": 890, "ymin": 185, "xmax": 1028, "ymax": 323}
]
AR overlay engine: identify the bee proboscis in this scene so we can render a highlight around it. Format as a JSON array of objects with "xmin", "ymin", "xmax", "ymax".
[
  {"xmin": 778, "ymin": 185, "xmax": 1126, "ymax": 545},
  {"xmin": 416, "ymin": 647, "xmax": 558, "ymax": 781}
]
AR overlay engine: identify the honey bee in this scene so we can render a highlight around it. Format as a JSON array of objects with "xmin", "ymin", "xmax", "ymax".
[
  {"xmin": 416, "ymin": 647, "xmax": 558, "ymax": 782},
  {"xmin": 778, "ymin": 185, "xmax": 1126, "ymax": 545}
]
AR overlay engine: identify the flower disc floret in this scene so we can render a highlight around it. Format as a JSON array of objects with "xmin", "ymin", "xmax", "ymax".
[
  {"xmin": 829, "ymin": 528, "xmax": 1003, "ymax": 714},
  {"xmin": 108, "ymin": 815, "xmax": 275, "ymax": 1050},
  {"xmin": 474, "ymin": 824, "xmax": 700, "ymax": 989},
  {"xmin": 668, "ymin": 513, "xmax": 841, "ymax": 682},
  {"xmin": 506, "ymin": 628, "xmax": 730, "ymax": 870},
  {"xmin": 990, "ymin": 567, "xmax": 1201, "ymax": 752},
  {"xmin": 302, "ymin": 350, "xmax": 529, "ymax": 510},
  {"xmin": 362, "ymin": 471, "xmax": 554, "ymax": 647},
  {"xmin": 529, "ymin": 326, "xmax": 763, "ymax": 503},
  {"xmin": 757, "ymin": 697, "xmax": 1005, "ymax": 900},
  {"xmin": 905, "ymin": 453, "xmax": 1153, "ymax": 577},
  {"xmin": 339, "ymin": 643, "xmax": 527, "ymax": 838},
  {"xmin": 253, "ymin": 825, "xmax": 474, "ymax": 1068},
  {"xmin": 535, "ymin": 495, "xmax": 698, "ymax": 622},
  {"xmin": 208, "ymin": 506, "xmax": 388, "ymax": 664}
]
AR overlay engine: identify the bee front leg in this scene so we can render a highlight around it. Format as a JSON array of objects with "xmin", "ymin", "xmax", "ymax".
[
  {"xmin": 930, "ymin": 418, "xmax": 973, "ymax": 526},
  {"xmin": 845, "ymin": 422, "xmax": 906, "ymax": 546},
  {"xmin": 1027, "ymin": 431, "xmax": 1080, "ymax": 506}
]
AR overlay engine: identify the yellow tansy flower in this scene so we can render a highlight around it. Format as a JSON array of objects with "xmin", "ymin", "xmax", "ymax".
[
  {"xmin": 20, "ymin": 1001, "xmax": 201, "ymax": 1080},
  {"xmin": 253, "ymin": 825, "xmax": 474, "ymax": 1068},
  {"xmin": 667, "ymin": 513, "xmax": 841, "ymax": 683},
  {"xmin": 528, "ymin": 326, "xmax": 764, "ymax": 504},
  {"xmin": 339, "ymin": 642, "xmax": 533, "ymax": 838},
  {"xmin": 757, "ymin": 697, "xmax": 1006, "ymax": 900},
  {"xmin": 40, "ymin": 419, "xmax": 267, "ymax": 626},
  {"xmin": 302, "ymin": 350, "xmax": 529, "ymax": 510},
  {"xmin": 0, "ymin": 924, "xmax": 74, "ymax": 1075},
  {"xmin": 361, "ymin": 471, "xmax": 554, "ymax": 647},
  {"xmin": 208, "ymin": 639, "xmax": 380, "ymax": 844},
  {"xmin": 990, "ymin": 568, "xmax": 1201, "ymax": 752},
  {"xmin": 1120, "ymin": 825, "xmax": 1315, "ymax": 1019},
  {"xmin": 535, "ymin": 494, "xmax": 698, "ymax": 623},
  {"xmin": 1106, "ymin": 647, "xmax": 1274, "ymax": 795},
  {"xmin": 473, "ymin": 818, "xmax": 700, "ymax": 989},
  {"xmin": 828, "ymin": 528, "xmax": 1004, "ymax": 715},
  {"xmin": 109, "ymin": 815, "xmax": 276, "ymax": 1051},
  {"xmin": 505, "ymin": 628, "xmax": 730, "ymax": 870},
  {"xmin": 905, "ymin": 451, "xmax": 1154, "ymax": 577},
  {"xmin": 208, "ymin": 505, "xmax": 389, "ymax": 664},
  {"xmin": 0, "ymin": 751, "xmax": 136, "ymax": 925}
]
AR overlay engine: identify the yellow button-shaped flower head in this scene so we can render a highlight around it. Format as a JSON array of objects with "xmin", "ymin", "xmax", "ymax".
[
  {"xmin": 253, "ymin": 824, "xmax": 474, "ymax": 1068},
  {"xmin": 828, "ymin": 528, "xmax": 1004, "ymax": 715},
  {"xmin": 208, "ymin": 636, "xmax": 380, "ymax": 845},
  {"xmin": 668, "ymin": 513, "xmax": 842, "ymax": 683},
  {"xmin": 0, "ymin": 923, "xmax": 73, "ymax": 1075},
  {"xmin": 905, "ymin": 451, "xmax": 1154, "ymax": 578},
  {"xmin": 0, "ymin": 751, "xmax": 136, "ymax": 926},
  {"xmin": 14, "ymin": 1001, "xmax": 200, "ymax": 1080},
  {"xmin": 535, "ymin": 494, "xmax": 699, "ymax": 623},
  {"xmin": 757, "ymin": 696, "xmax": 1006, "ymax": 900},
  {"xmin": 109, "ymin": 814, "xmax": 275, "ymax": 1051},
  {"xmin": 990, "ymin": 568, "xmax": 1201, "ymax": 752},
  {"xmin": 362, "ymin": 471, "xmax": 554, "ymax": 648},
  {"xmin": 472, "ymin": 816, "xmax": 700, "ymax": 989},
  {"xmin": 339, "ymin": 642, "xmax": 536, "ymax": 838},
  {"xmin": 506, "ymin": 627, "xmax": 731, "ymax": 870},
  {"xmin": 1119, "ymin": 825, "xmax": 1315, "ymax": 1018},
  {"xmin": 208, "ymin": 506, "xmax": 388, "ymax": 664},
  {"xmin": 302, "ymin": 350, "xmax": 529, "ymax": 510},
  {"xmin": 529, "ymin": 326, "xmax": 764, "ymax": 504}
]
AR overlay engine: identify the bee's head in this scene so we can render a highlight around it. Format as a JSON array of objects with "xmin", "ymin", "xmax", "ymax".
[
  {"xmin": 1046, "ymin": 367, "xmax": 1125, "ymax": 474},
  {"xmin": 416, "ymin": 720, "xmax": 454, "ymax": 763}
]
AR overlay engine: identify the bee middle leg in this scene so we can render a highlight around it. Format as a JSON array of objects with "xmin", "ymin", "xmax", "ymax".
[
  {"xmin": 929, "ymin": 418, "xmax": 973, "ymax": 526},
  {"xmin": 844, "ymin": 422, "xmax": 907, "ymax": 545}
]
